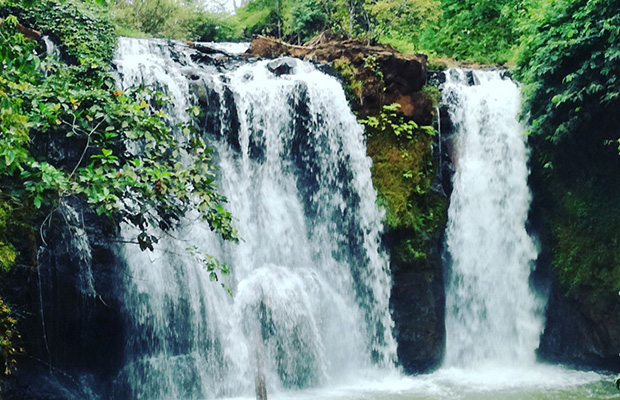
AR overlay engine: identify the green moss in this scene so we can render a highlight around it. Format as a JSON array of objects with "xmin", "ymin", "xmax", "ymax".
[
  {"xmin": 545, "ymin": 186, "xmax": 620, "ymax": 301},
  {"xmin": 368, "ymin": 129, "xmax": 431, "ymax": 228},
  {"xmin": 331, "ymin": 53, "xmax": 447, "ymax": 269},
  {"xmin": 332, "ymin": 57, "xmax": 363, "ymax": 104},
  {"xmin": 324, "ymin": 53, "xmax": 446, "ymax": 273},
  {"xmin": 0, "ymin": 202, "xmax": 16, "ymax": 272},
  {"xmin": 422, "ymin": 85, "xmax": 441, "ymax": 109},
  {"xmin": 366, "ymin": 120, "xmax": 447, "ymax": 267}
]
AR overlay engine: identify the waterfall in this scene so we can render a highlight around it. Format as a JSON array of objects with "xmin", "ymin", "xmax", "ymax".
[
  {"xmin": 112, "ymin": 37, "xmax": 396, "ymax": 399},
  {"xmin": 42, "ymin": 35, "xmax": 61, "ymax": 59},
  {"xmin": 442, "ymin": 69, "xmax": 544, "ymax": 368}
]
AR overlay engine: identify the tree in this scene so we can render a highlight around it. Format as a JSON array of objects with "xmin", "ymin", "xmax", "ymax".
[
  {"xmin": 235, "ymin": 0, "xmax": 372, "ymax": 40},
  {"xmin": 365, "ymin": 0, "xmax": 441, "ymax": 49},
  {"xmin": 517, "ymin": 0, "xmax": 620, "ymax": 152},
  {"xmin": 289, "ymin": 0, "xmax": 327, "ymax": 43},
  {"xmin": 113, "ymin": 0, "xmax": 180, "ymax": 35},
  {"xmin": 189, "ymin": 11, "xmax": 242, "ymax": 41},
  {"xmin": 236, "ymin": 0, "xmax": 292, "ymax": 37},
  {"xmin": 420, "ymin": 0, "xmax": 522, "ymax": 62},
  {"xmin": 112, "ymin": 0, "xmax": 206, "ymax": 38},
  {"xmin": 323, "ymin": 0, "xmax": 371, "ymax": 37}
]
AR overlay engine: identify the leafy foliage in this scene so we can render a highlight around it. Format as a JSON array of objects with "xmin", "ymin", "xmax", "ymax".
[
  {"xmin": 362, "ymin": 103, "xmax": 435, "ymax": 141},
  {"xmin": 234, "ymin": 0, "xmax": 369, "ymax": 41},
  {"xmin": 110, "ymin": 0, "xmax": 242, "ymax": 41},
  {"xmin": 112, "ymin": 0, "xmax": 185, "ymax": 38},
  {"xmin": 550, "ymin": 189, "xmax": 620, "ymax": 296},
  {"xmin": 321, "ymin": 0, "xmax": 370, "ymax": 37},
  {"xmin": 0, "ymin": 298, "xmax": 21, "ymax": 376},
  {"xmin": 29, "ymin": 0, "xmax": 116, "ymax": 62},
  {"xmin": 235, "ymin": 0, "xmax": 295, "ymax": 38},
  {"xmin": 365, "ymin": 0, "xmax": 441, "ymax": 52},
  {"xmin": 189, "ymin": 12, "xmax": 242, "ymax": 42},
  {"xmin": 1, "ymin": 1, "xmax": 236, "ymax": 245},
  {"xmin": 0, "ymin": 0, "xmax": 239, "ymax": 375},
  {"xmin": 516, "ymin": 0, "xmax": 620, "ymax": 298},
  {"xmin": 362, "ymin": 105, "xmax": 441, "ymax": 224},
  {"xmin": 516, "ymin": 0, "xmax": 620, "ymax": 153},
  {"xmin": 289, "ymin": 0, "xmax": 328, "ymax": 43},
  {"xmin": 0, "ymin": 201, "xmax": 16, "ymax": 272}
]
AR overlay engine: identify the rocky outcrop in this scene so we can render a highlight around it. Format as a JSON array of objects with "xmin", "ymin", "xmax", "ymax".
[
  {"xmin": 539, "ymin": 284, "xmax": 620, "ymax": 371},
  {"xmin": 366, "ymin": 126, "xmax": 448, "ymax": 374},
  {"xmin": 266, "ymin": 57, "xmax": 296, "ymax": 75},
  {"xmin": 246, "ymin": 35, "xmax": 432, "ymax": 122},
  {"xmin": 388, "ymin": 232, "xmax": 445, "ymax": 373}
]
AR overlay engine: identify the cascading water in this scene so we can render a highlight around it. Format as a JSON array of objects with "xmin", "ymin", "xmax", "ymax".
[
  {"xmin": 9, "ymin": 43, "xmax": 611, "ymax": 400},
  {"xmin": 442, "ymin": 68, "xmax": 544, "ymax": 369},
  {"xmin": 112, "ymin": 37, "xmax": 396, "ymax": 399}
]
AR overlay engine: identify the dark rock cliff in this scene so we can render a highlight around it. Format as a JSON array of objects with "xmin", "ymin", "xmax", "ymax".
[
  {"xmin": 1, "ymin": 199, "xmax": 125, "ymax": 399},
  {"xmin": 539, "ymin": 283, "xmax": 620, "ymax": 371},
  {"xmin": 529, "ymin": 190, "xmax": 620, "ymax": 372}
]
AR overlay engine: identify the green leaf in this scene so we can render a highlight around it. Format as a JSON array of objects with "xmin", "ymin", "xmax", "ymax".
[{"xmin": 33, "ymin": 195, "xmax": 42, "ymax": 209}]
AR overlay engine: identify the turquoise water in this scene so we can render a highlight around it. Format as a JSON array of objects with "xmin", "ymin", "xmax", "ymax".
[{"xmin": 224, "ymin": 365, "xmax": 617, "ymax": 400}]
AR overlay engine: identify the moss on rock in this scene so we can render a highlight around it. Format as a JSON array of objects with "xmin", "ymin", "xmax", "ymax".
[{"xmin": 366, "ymin": 127, "xmax": 446, "ymax": 265}]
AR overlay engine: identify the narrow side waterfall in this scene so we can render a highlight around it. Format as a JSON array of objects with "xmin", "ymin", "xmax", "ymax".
[
  {"xmin": 112, "ymin": 38, "xmax": 396, "ymax": 399},
  {"xmin": 442, "ymin": 69, "xmax": 544, "ymax": 368}
]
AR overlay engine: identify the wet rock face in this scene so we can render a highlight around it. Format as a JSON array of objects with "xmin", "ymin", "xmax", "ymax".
[
  {"xmin": 2, "ymin": 199, "xmax": 125, "ymax": 399},
  {"xmin": 267, "ymin": 57, "xmax": 296, "ymax": 75},
  {"xmin": 538, "ymin": 285, "xmax": 620, "ymax": 372},
  {"xmin": 390, "ymin": 256, "xmax": 445, "ymax": 373},
  {"xmin": 381, "ymin": 56, "xmax": 426, "ymax": 94}
]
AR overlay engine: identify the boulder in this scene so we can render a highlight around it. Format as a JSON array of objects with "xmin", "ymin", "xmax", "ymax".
[{"xmin": 267, "ymin": 57, "xmax": 296, "ymax": 75}]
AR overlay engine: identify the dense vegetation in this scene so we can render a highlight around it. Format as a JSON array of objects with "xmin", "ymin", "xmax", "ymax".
[
  {"xmin": 1, "ymin": 0, "xmax": 619, "ymax": 384},
  {"xmin": 515, "ymin": 0, "xmax": 620, "ymax": 298},
  {"xmin": 0, "ymin": 0, "xmax": 237, "ymax": 376},
  {"xmin": 92, "ymin": 0, "xmax": 522, "ymax": 64}
]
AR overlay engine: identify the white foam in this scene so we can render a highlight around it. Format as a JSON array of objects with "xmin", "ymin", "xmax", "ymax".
[{"xmin": 221, "ymin": 367, "xmax": 607, "ymax": 400}]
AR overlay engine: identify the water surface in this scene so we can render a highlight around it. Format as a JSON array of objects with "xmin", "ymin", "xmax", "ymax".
[{"xmin": 224, "ymin": 367, "xmax": 615, "ymax": 400}]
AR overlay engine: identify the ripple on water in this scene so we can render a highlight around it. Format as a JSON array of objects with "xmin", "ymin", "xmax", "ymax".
[{"xmin": 220, "ymin": 366, "xmax": 613, "ymax": 400}]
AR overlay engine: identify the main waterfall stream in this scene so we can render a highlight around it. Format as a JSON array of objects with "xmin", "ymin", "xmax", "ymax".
[
  {"xmin": 112, "ymin": 37, "xmax": 396, "ymax": 399},
  {"xmin": 107, "ymin": 41, "xmax": 612, "ymax": 399}
]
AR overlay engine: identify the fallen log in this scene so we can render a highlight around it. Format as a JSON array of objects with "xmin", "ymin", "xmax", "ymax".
[{"xmin": 16, "ymin": 22, "xmax": 41, "ymax": 41}]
